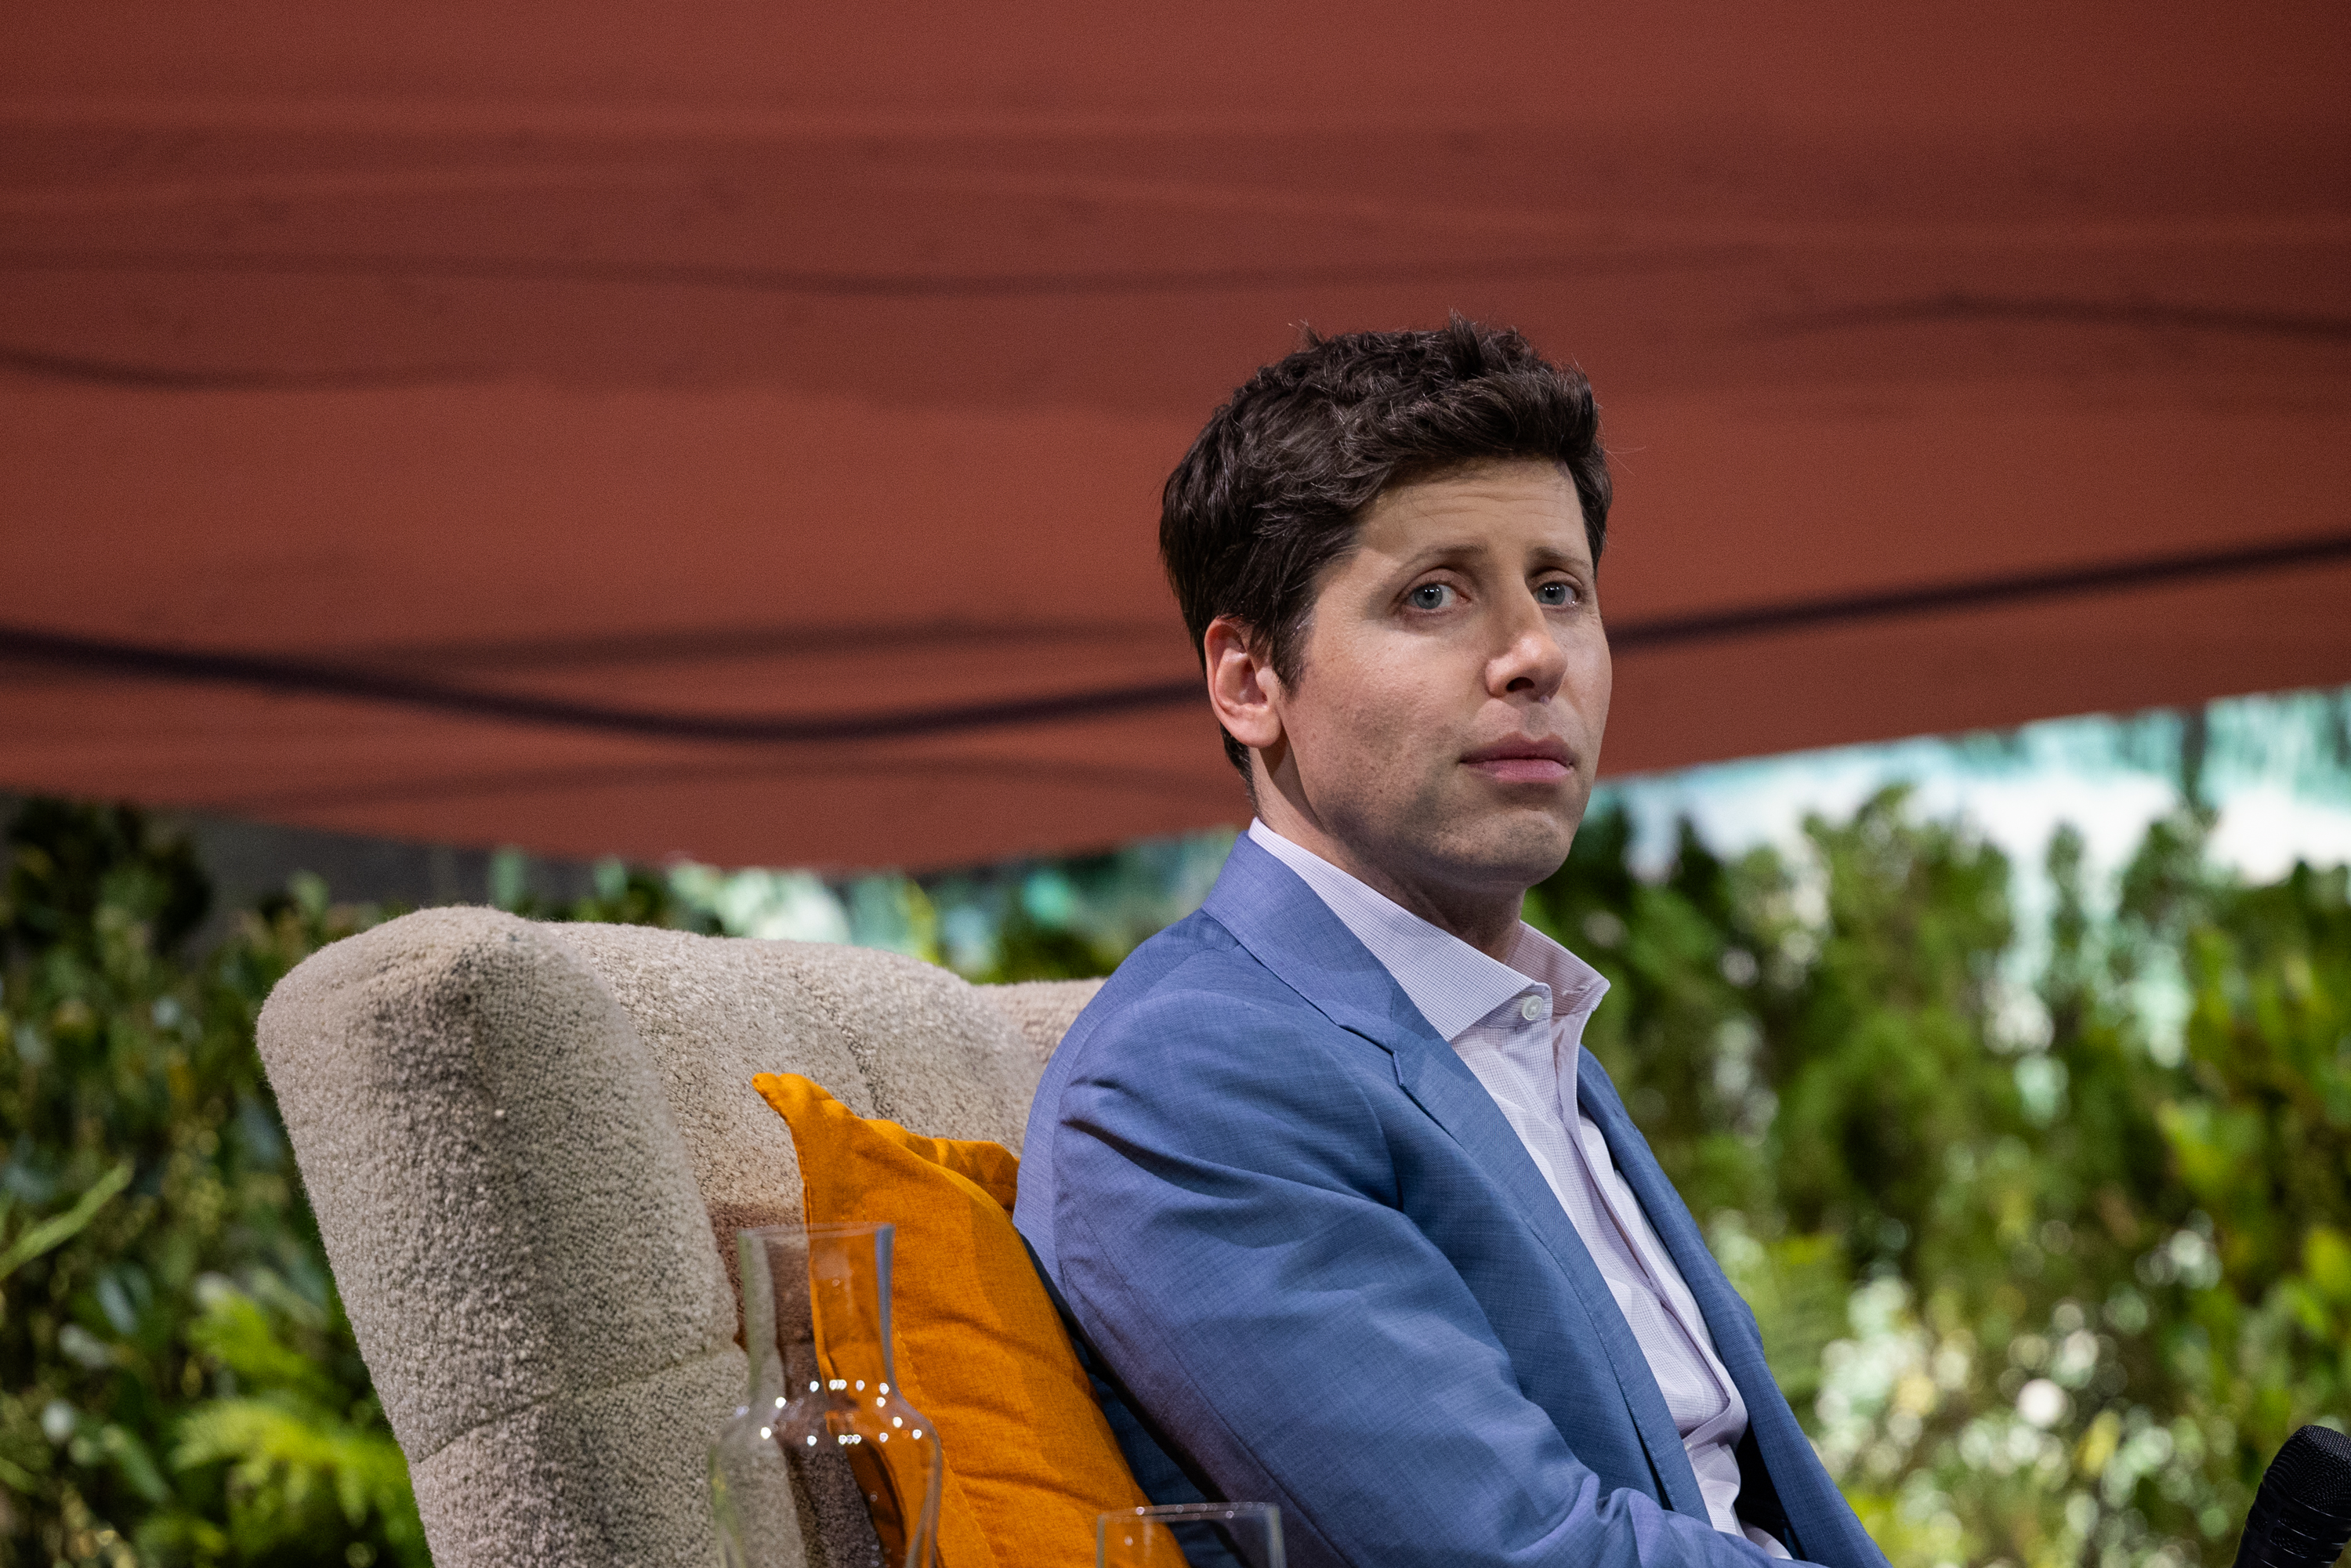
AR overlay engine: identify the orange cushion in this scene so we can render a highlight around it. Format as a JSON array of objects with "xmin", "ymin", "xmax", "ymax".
[{"xmin": 752, "ymin": 1072, "xmax": 1150, "ymax": 1568}]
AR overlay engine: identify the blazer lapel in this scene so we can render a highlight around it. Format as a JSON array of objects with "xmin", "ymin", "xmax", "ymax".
[
  {"xmin": 1571, "ymin": 1052, "xmax": 1816, "ymax": 1517},
  {"xmin": 1203, "ymin": 838, "xmax": 1712, "ymax": 1519},
  {"xmin": 1386, "ymin": 1045, "xmax": 1713, "ymax": 1519},
  {"xmin": 1572, "ymin": 1053, "xmax": 1774, "ymax": 1385},
  {"xmin": 1575, "ymin": 1058, "xmax": 1886, "ymax": 1568}
]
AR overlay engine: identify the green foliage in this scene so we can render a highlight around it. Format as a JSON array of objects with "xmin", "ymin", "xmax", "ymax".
[
  {"xmin": 489, "ymin": 851, "xmax": 719, "ymax": 933},
  {"xmin": 0, "ymin": 802, "xmax": 712, "ymax": 1566},
  {"xmin": 163, "ymin": 1276, "xmax": 420, "ymax": 1563},
  {"xmin": 1528, "ymin": 788, "xmax": 2351, "ymax": 1568},
  {"xmin": 5, "ymin": 786, "xmax": 2346, "ymax": 1568},
  {"xmin": 0, "ymin": 802, "xmax": 415, "ymax": 1566}
]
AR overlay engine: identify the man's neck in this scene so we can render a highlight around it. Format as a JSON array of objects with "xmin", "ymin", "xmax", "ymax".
[{"xmin": 1252, "ymin": 802, "xmax": 1526, "ymax": 963}]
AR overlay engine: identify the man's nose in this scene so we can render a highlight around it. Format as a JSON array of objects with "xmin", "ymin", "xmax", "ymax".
[{"xmin": 1489, "ymin": 592, "xmax": 1568, "ymax": 698}]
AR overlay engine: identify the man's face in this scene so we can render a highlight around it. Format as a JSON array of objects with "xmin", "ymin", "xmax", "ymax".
[{"xmin": 1260, "ymin": 458, "xmax": 1610, "ymax": 913}]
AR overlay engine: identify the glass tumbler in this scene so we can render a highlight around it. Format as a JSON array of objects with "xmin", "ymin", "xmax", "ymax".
[
  {"xmin": 1098, "ymin": 1503, "xmax": 1283, "ymax": 1568},
  {"xmin": 712, "ymin": 1221, "xmax": 943, "ymax": 1568}
]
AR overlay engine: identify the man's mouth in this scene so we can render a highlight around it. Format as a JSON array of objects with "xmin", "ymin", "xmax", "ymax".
[{"xmin": 1460, "ymin": 737, "xmax": 1574, "ymax": 784}]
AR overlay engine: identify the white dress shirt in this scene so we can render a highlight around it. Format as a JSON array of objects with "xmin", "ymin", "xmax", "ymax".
[{"xmin": 1248, "ymin": 820, "xmax": 1788, "ymax": 1555}]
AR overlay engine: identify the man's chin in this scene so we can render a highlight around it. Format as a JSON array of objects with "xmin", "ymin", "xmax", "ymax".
[{"xmin": 1433, "ymin": 812, "xmax": 1581, "ymax": 891}]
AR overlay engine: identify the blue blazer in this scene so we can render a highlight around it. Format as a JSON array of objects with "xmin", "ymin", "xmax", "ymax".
[{"xmin": 1016, "ymin": 835, "xmax": 1888, "ymax": 1568}]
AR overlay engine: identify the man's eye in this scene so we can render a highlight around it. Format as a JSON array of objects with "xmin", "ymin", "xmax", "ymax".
[
  {"xmin": 1535, "ymin": 581, "xmax": 1577, "ymax": 607},
  {"xmin": 1408, "ymin": 583, "xmax": 1456, "ymax": 610}
]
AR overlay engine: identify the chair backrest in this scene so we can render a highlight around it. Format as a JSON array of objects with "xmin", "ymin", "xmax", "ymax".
[{"xmin": 256, "ymin": 905, "xmax": 1101, "ymax": 1568}]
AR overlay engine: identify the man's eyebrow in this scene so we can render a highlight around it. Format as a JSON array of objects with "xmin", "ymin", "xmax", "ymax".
[
  {"xmin": 1386, "ymin": 537, "xmax": 1590, "ymax": 573},
  {"xmin": 1524, "ymin": 544, "xmax": 1589, "ymax": 571},
  {"xmin": 1386, "ymin": 537, "xmax": 1494, "ymax": 570}
]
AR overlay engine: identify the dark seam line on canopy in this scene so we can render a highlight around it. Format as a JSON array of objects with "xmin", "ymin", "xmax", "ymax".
[
  {"xmin": 0, "ymin": 243, "xmax": 1759, "ymax": 299},
  {"xmin": 0, "ymin": 625, "xmax": 1205, "ymax": 742},
  {"xmin": 1605, "ymin": 529, "xmax": 2351, "ymax": 650},
  {"xmin": 6, "ymin": 529, "xmax": 2349, "ymax": 741},
  {"xmin": 229, "ymin": 754, "xmax": 1225, "ymax": 813},
  {"xmin": 0, "ymin": 342, "xmax": 489, "ymax": 390},
  {"xmin": 1759, "ymin": 293, "xmax": 2351, "ymax": 342},
  {"xmin": 7, "ymin": 259, "xmax": 2347, "ymax": 339}
]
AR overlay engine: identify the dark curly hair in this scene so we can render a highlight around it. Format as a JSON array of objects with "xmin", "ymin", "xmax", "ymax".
[{"xmin": 1160, "ymin": 315, "xmax": 1611, "ymax": 777}]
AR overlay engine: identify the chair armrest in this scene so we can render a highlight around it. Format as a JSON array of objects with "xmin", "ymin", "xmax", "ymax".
[{"xmin": 258, "ymin": 907, "xmax": 762, "ymax": 1568}]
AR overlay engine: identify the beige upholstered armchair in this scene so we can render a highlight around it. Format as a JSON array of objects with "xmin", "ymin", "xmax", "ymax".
[{"xmin": 255, "ymin": 906, "xmax": 1101, "ymax": 1566}]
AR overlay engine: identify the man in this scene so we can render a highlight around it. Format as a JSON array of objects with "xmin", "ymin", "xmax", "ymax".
[{"xmin": 1015, "ymin": 320, "xmax": 1886, "ymax": 1568}]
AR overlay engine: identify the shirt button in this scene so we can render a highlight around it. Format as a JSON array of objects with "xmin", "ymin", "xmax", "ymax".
[{"xmin": 1520, "ymin": 996, "xmax": 1544, "ymax": 1022}]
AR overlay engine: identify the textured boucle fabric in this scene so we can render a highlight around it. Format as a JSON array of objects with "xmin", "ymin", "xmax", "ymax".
[
  {"xmin": 554, "ymin": 924, "xmax": 1046, "ymax": 1237},
  {"xmin": 256, "ymin": 907, "xmax": 743, "ymax": 1567},
  {"xmin": 412, "ymin": 1347, "xmax": 761, "ymax": 1563},
  {"xmin": 258, "ymin": 907, "xmax": 1087, "ymax": 1568},
  {"xmin": 981, "ymin": 979, "xmax": 1106, "ymax": 1068}
]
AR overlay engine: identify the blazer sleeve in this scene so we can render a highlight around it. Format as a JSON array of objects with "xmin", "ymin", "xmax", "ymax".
[{"xmin": 1045, "ymin": 985, "xmax": 1813, "ymax": 1568}]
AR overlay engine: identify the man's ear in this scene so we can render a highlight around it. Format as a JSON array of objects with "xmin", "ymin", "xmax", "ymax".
[{"xmin": 1204, "ymin": 615, "xmax": 1285, "ymax": 755}]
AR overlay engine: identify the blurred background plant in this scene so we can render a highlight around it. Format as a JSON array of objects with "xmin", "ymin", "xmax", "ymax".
[
  {"xmin": 0, "ymin": 802, "xmax": 707, "ymax": 1567},
  {"xmin": 3, "ymin": 771, "xmax": 2346, "ymax": 1567},
  {"xmin": 1525, "ymin": 791, "xmax": 2350, "ymax": 1568}
]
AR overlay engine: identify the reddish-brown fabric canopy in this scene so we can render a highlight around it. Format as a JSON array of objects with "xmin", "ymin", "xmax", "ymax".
[{"xmin": 5, "ymin": 2, "xmax": 2347, "ymax": 871}]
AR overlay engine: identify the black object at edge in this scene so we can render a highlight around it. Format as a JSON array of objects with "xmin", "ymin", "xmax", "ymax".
[{"xmin": 2233, "ymin": 1424, "xmax": 2351, "ymax": 1568}]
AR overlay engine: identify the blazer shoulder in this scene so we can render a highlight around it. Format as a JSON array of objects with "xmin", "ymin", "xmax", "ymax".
[
  {"xmin": 1066, "ymin": 904, "xmax": 1323, "ymax": 1045},
  {"xmin": 1039, "ymin": 907, "xmax": 1386, "ymax": 1129},
  {"xmin": 1017, "ymin": 901, "xmax": 1389, "ymax": 1266}
]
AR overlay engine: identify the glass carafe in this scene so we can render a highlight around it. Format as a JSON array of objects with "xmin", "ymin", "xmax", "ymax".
[{"xmin": 712, "ymin": 1221, "xmax": 943, "ymax": 1568}]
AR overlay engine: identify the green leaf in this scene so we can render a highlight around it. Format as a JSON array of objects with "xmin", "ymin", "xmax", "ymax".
[
  {"xmin": 99, "ymin": 1421, "xmax": 173, "ymax": 1504},
  {"xmin": 2304, "ymin": 1224, "xmax": 2351, "ymax": 1306},
  {"xmin": 186, "ymin": 1278, "xmax": 346, "ymax": 1407},
  {"xmin": 0, "ymin": 1160, "xmax": 132, "ymax": 1280}
]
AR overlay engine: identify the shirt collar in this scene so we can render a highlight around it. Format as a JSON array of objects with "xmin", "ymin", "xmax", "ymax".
[{"xmin": 1245, "ymin": 819, "xmax": 1610, "ymax": 1042}]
